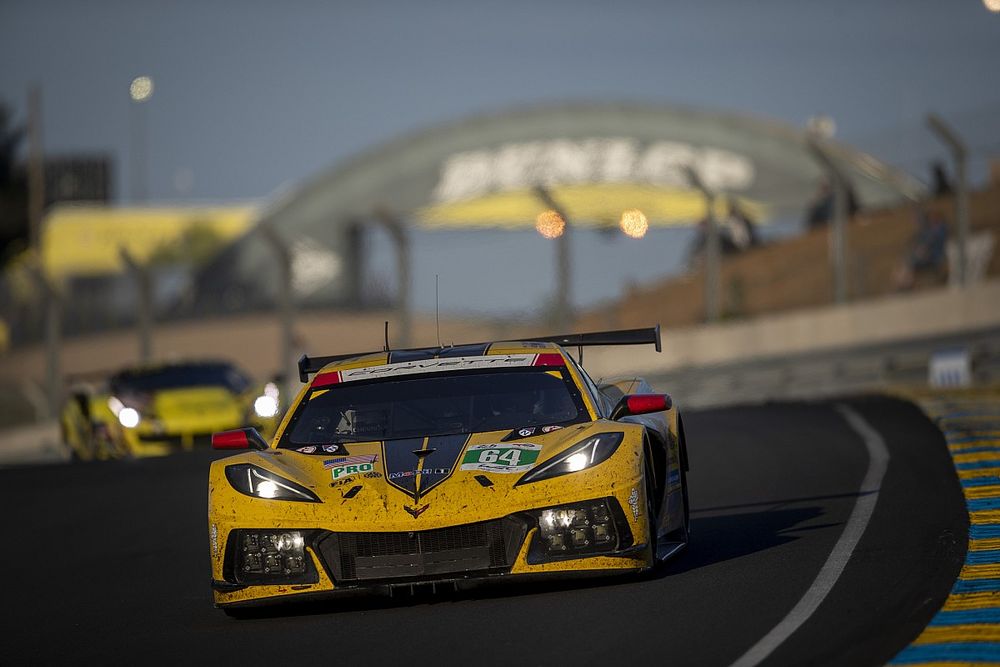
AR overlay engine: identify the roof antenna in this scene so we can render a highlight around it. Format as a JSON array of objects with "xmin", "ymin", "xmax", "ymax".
[
  {"xmin": 383, "ymin": 320, "xmax": 390, "ymax": 352},
  {"xmin": 435, "ymin": 274, "xmax": 442, "ymax": 348},
  {"xmin": 578, "ymin": 344, "xmax": 584, "ymax": 366}
]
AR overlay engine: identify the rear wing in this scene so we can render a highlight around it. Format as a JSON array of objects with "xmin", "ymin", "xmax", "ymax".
[
  {"xmin": 512, "ymin": 325, "xmax": 661, "ymax": 352},
  {"xmin": 297, "ymin": 325, "xmax": 661, "ymax": 383}
]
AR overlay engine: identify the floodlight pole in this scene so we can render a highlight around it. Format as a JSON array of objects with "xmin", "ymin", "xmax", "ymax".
[
  {"xmin": 533, "ymin": 186, "xmax": 573, "ymax": 331},
  {"xmin": 260, "ymin": 225, "xmax": 295, "ymax": 398},
  {"xmin": 129, "ymin": 94, "xmax": 149, "ymax": 202},
  {"xmin": 808, "ymin": 138, "xmax": 850, "ymax": 304},
  {"xmin": 27, "ymin": 85, "xmax": 45, "ymax": 254},
  {"xmin": 927, "ymin": 113, "xmax": 970, "ymax": 286},
  {"xmin": 27, "ymin": 259, "xmax": 60, "ymax": 420},
  {"xmin": 374, "ymin": 208, "xmax": 412, "ymax": 347},
  {"xmin": 119, "ymin": 248, "xmax": 154, "ymax": 363},
  {"xmin": 685, "ymin": 167, "xmax": 721, "ymax": 322}
]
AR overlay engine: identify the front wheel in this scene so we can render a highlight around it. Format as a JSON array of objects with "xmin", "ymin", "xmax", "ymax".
[
  {"xmin": 679, "ymin": 455, "xmax": 690, "ymax": 537},
  {"xmin": 643, "ymin": 453, "xmax": 660, "ymax": 564}
]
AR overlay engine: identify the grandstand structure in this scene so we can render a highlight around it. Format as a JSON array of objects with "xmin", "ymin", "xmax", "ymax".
[{"xmin": 184, "ymin": 102, "xmax": 922, "ymax": 315}]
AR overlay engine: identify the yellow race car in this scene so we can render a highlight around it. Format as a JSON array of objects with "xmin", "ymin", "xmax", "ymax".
[
  {"xmin": 207, "ymin": 327, "xmax": 689, "ymax": 611},
  {"xmin": 61, "ymin": 360, "xmax": 283, "ymax": 460}
]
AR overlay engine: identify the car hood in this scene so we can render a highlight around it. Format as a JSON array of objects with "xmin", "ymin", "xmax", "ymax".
[{"xmin": 218, "ymin": 421, "xmax": 636, "ymax": 530}]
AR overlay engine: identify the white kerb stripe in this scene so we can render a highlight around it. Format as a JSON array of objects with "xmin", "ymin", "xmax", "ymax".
[{"xmin": 728, "ymin": 404, "xmax": 891, "ymax": 667}]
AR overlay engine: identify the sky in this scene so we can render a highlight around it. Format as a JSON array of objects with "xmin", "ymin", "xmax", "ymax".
[{"xmin": 2, "ymin": 0, "xmax": 999, "ymax": 314}]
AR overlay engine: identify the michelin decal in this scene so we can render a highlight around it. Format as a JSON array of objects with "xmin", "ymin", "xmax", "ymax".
[{"xmin": 461, "ymin": 443, "xmax": 542, "ymax": 473}]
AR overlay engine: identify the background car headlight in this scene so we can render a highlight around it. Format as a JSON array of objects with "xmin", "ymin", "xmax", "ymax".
[
  {"xmin": 253, "ymin": 395, "xmax": 279, "ymax": 418},
  {"xmin": 224, "ymin": 464, "xmax": 320, "ymax": 502},
  {"xmin": 118, "ymin": 407, "xmax": 140, "ymax": 429},
  {"xmin": 516, "ymin": 432, "xmax": 624, "ymax": 485}
]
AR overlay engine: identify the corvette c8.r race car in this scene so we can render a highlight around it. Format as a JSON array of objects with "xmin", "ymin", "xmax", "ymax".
[
  {"xmin": 207, "ymin": 326, "xmax": 689, "ymax": 610},
  {"xmin": 61, "ymin": 360, "xmax": 283, "ymax": 460}
]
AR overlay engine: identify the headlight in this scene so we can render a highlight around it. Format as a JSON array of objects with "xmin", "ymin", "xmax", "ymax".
[
  {"xmin": 527, "ymin": 499, "xmax": 632, "ymax": 562},
  {"xmin": 109, "ymin": 396, "xmax": 142, "ymax": 428},
  {"xmin": 224, "ymin": 464, "xmax": 320, "ymax": 502},
  {"xmin": 229, "ymin": 529, "xmax": 318, "ymax": 584},
  {"xmin": 118, "ymin": 407, "xmax": 140, "ymax": 429},
  {"xmin": 516, "ymin": 432, "xmax": 624, "ymax": 486}
]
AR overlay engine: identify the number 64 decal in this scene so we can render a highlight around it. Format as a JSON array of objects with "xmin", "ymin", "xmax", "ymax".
[{"xmin": 460, "ymin": 443, "xmax": 542, "ymax": 473}]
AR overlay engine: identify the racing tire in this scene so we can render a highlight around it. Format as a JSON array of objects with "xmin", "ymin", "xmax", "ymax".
[
  {"xmin": 643, "ymin": 452, "xmax": 661, "ymax": 570},
  {"xmin": 221, "ymin": 606, "xmax": 255, "ymax": 619},
  {"xmin": 679, "ymin": 454, "xmax": 690, "ymax": 536}
]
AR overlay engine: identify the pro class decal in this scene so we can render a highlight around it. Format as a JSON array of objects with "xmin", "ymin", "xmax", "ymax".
[
  {"xmin": 382, "ymin": 434, "xmax": 470, "ymax": 501},
  {"xmin": 324, "ymin": 455, "xmax": 379, "ymax": 481},
  {"xmin": 460, "ymin": 443, "xmax": 542, "ymax": 473}
]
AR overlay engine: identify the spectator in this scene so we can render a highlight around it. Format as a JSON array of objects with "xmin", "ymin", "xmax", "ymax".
[
  {"xmin": 722, "ymin": 198, "xmax": 760, "ymax": 251},
  {"xmin": 804, "ymin": 178, "xmax": 860, "ymax": 229},
  {"xmin": 686, "ymin": 200, "xmax": 761, "ymax": 269},
  {"xmin": 931, "ymin": 161, "xmax": 953, "ymax": 197},
  {"xmin": 893, "ymin": 208, "xmax": 949, "ymax": 290}
]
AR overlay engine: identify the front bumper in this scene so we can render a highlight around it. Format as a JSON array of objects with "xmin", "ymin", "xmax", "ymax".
[{"xmin": 211, "ymin": 496, "xmax": 650, "ymax": 608}]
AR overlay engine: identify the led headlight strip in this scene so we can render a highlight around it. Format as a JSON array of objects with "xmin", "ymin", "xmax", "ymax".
[
  {"xmin": 224, "ymin": 464, "xmax": 321, "ymax": 502},
  {"xmin": 515, "ymin": 432, "xmax": 624, "ymax": 486}
]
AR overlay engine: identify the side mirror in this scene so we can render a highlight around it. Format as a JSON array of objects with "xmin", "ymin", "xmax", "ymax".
[
  {"xmin": 610, "ymin": 393, "xmax": 672, "ymax": 421},
  {"xmin": 212, "ymin": 427, "xmax": 269, "ymax": 451}
]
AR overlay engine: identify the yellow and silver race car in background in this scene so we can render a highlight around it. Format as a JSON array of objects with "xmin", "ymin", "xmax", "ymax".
[
  {"xmin": 207, "ymin": 326, "xmax": 690, "ymax": 611},
  {"xmin": 61, "ymin": 360, "xmax": 283, "ymax": 460}
]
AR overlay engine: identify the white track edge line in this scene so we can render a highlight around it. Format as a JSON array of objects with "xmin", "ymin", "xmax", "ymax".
[{"xmin": 728, "ymin": 404, "xmax": 891, "ymax": 667}]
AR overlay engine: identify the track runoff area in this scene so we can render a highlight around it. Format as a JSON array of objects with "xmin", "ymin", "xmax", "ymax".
[{"xmin": 0, "ymin": 394, "xmax": 976, "ymax": 665}]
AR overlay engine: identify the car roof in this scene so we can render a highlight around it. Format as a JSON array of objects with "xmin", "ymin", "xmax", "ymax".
[{"xmin": 314, "ymin": 341, "xmax": 565, "ymax": 377}]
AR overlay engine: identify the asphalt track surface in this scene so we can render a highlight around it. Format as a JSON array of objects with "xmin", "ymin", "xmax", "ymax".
[{"xmin": 2, "ymin": 396, "xmax": 967, "ymax": 666}]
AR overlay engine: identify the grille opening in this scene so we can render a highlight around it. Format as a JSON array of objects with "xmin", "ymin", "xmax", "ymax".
[{"xmin": 319, "ymin": 517, "xmax": 525, "ymax": 582}]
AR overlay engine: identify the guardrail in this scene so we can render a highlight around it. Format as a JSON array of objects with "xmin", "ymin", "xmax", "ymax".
[{"xmin": 646, "ymin": 326, "xmax": 1000, "ymax": 408}]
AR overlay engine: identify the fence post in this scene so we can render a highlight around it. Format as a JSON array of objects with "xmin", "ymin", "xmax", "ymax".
[
  {"xmin": 259, "ymin": 225, "xmax": 296, "ymax": 400},
  {"xmin": 27, "ymin": 260, "xmax": 61, "ymax": 420},
  {"xmin": 685, "ymin": 167, "xmax": 721, "ymax": 322},
  {"xmin": 808, "ymin": 139, "xmax": 850, "ymax": 304},
  {"xmin": 374, "ymin": 208, "xmax": 412, "ymax": 347},
  {"xmin": 119, "ymin": 248, "xmax": 154, "ymax": 363},
  {"xmin": 927, "ymin": 113, "xmax": 970, "ymax": 286},
  {"xmin": 534, "ymin": 186, "xmax": 573, "ymax": 331}
]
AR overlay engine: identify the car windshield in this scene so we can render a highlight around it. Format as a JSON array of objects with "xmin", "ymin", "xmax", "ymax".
[
  {"xmin": 279, "ymin": 368, "xmax": 588, "ymax": 446},
  {"xmin": 110, "ymin": 363, "xmax": 250, "ymax": 395}
]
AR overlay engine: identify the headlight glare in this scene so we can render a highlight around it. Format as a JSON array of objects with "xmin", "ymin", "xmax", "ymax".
[
  {"xmin": 118, "ymin": 407, "xmax": 140, "ymax": 429},
  {"xmin": 253, "ymin": 395, "xmax": 279, "ymax": 418},
  {"xmin": 224, "ymin": 464, "xmax": 320, "ymax": 502},
  {"xmin": 516, "ymin": 432, "xmax": 624, "ymax": 485},
  {"xmin": 256, "ymin": 480, "xmax": 279, "ymax": 498},
  {"xmin": 527, "ymin": 498, "xmax": 632, "ymax": 563},
  {"xmin": 565, "ymin": 452, "xmax": 589, "ymax": 472}
]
